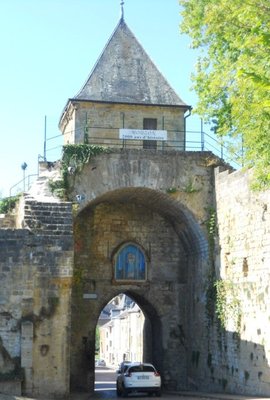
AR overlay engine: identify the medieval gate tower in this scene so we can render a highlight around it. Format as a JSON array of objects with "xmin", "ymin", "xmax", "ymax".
[{"xmin": 1, "ymin": 9, "xmax": 270, "ymax": 399}]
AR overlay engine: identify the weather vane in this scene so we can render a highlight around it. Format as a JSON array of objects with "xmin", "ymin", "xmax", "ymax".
[{"xmin": 120, "ymin": 0, "xmax": 124, "ymax": 20}]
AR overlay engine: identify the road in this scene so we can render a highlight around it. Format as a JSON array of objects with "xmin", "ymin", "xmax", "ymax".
[
  {"xmin": 92, "ymin": 367, "xmax": 267, "ymax": 400},
  {"xmin": 94, "ymin": 366, "xmax": 197, "ymax": 399},
  {"xmin": 94, "ymin": 366, "xmax": 117, "ymax": 398},
  {"xmin": 0, "ymin": 367, "xmax": 268, "ymax": 400}
]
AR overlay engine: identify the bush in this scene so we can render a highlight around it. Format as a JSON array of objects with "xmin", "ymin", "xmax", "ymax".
[{"xmin": 0, "ymin": 194, "xmax": 21, "ymax": 214}]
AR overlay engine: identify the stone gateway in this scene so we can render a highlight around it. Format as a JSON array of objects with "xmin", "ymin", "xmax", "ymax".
[{"xmin": 0, "ymin": 14, "xmax": 270, "ymax": 399}]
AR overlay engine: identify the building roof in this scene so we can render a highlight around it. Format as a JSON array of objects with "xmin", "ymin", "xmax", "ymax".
[{"xmin": 73, "ymin": 18, "xmax": 188, "ymax": 107}]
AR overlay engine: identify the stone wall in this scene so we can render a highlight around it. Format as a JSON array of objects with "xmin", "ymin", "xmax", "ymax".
[
  {"xmin": 68, "ymin": 150, "xmax": 220, "ymax": 392},
  {"xmin": 188, "ymin": 167, "xmax": 270, "ymax": 396},
  {"xmin": 214, "ymin": 167, "xmax": 270, "ymax": 396},
  {"xmin": 71, "ymin": 201, "xmax": 188, "ymax": 390},
  {"xmin": 0, "ymin": 197, "xmax": 74, "ymax": 397},
  {"xmin": 1, "ymin": 152, "xmax": 269, "ymax": 398},
  {"xmin": 61, "ymin": 101, "xmax": 186, "ymax": 150}
]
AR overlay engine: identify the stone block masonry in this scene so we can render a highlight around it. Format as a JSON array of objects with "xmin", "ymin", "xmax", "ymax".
[
  {"xmin": 0, "ymin": 196, "xmax": 74, "ymax": 397},
  {"xmin": 205, "ymin": 168, "xmax": 270, "ymax": 396},
  {"xmin": 22, "ymin": 197, "xmax": 73, "ymax": 236},
  {"xmin": 1, "ymin": 153, "xmax": 270, "ymax": 398}
]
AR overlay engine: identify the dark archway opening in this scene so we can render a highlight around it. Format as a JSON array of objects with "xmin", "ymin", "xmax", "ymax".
[{"xmin": 94, "ymin": 292, "xmax": 162, "ymax": 396}]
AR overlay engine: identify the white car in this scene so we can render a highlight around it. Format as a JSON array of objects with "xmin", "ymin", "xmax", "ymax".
[{"xmin": 116, "ymin": 362, "xmax": 161, "ymax": 397}]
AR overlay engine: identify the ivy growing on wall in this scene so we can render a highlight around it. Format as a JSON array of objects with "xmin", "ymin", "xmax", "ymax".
[
  {"xmin": 49, "ymin": 144, "xmax": 110, "ymax": 199},
  {"xmin": 204, "ymin": 207, "xmax": 242, "ymax": 333},
  {"xmin": 214, "ymin": 279, "xmax": 242, "ymax": 333},
  {"xmin": 205, "ymin": 207, "xmax": 217, "ymax": 324},
  {"xmin": 62, "ymin": 144, "xmax": 109, "ymax": 172},
  {"xmin": 206, "ymin": 207, "xmax": 216, "ymax": 253}
]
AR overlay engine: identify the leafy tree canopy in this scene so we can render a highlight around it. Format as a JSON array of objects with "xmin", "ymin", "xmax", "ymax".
[{"xmin": 179, "ymin": 0, "xmax": 270, "ymax": 188}]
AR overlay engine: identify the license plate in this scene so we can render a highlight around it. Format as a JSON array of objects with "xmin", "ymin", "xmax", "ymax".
[{"xmin": 137, "ymin": 375, "xmax": 149, "ymax": 380}]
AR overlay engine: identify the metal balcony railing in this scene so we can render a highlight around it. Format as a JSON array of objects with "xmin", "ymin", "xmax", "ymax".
[
  {"xmin": 7, "ymin": 126, "xmax": 243, "ymax": 198},
  {"xmin": 9, "ymin": 174, "xmax": 38, "ymax": 197}
]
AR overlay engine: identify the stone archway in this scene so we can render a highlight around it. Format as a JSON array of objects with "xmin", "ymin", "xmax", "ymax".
[
  {"xmin": 70, "ymin": 187, "xmax": 208, "ymax": 393},
  {"xmin": 95, "ymin": 291, "xmax": 162, "ymax": 372}
]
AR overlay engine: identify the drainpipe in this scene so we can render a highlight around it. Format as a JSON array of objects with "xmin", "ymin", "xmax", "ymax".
[{"xmin": 184, "ymin": 107, "xmax": 192, "ymax": 151}]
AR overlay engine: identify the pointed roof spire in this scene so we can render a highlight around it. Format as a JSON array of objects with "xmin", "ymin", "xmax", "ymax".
[
  {"xmin": 73, "ymin": 19, "xmax": 188, "ymax": 107},
  {"xmin": 120, "ymin": 0, "xmax": 124, "ymax": 21}
]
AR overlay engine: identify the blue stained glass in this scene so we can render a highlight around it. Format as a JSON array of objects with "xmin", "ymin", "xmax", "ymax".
[{"xmin": 115, "ymin": 244, "xmax": 146, "ymax": 280}]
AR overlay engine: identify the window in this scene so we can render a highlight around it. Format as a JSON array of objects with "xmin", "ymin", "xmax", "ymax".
[
  {"xmin": 129, "ymin": 365, "xmax": 155, "ymax": 373},
  {"xmin": 143, "ymin": 118, "xmax": 157, "ymax": 149}
]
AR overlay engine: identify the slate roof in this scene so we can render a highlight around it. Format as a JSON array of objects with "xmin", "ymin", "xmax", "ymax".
[{"xmin": 74, "ymin": 18, "xmax": 188, "ymax": 107}]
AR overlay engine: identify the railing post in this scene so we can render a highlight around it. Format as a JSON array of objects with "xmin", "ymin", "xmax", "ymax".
[{"xmin": 201, "ymin": 119, "xmax": 204, "ymax": 151}]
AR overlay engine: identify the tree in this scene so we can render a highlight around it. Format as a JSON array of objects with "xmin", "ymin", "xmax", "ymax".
[{"xmin": 179, "ymin": 0, "xmax": 270, "ymax": 188}]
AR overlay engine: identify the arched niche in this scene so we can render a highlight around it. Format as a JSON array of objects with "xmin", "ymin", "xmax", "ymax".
[{"xmin": 112, "ymin": 242, "xmax": 148, "ymax": 282}]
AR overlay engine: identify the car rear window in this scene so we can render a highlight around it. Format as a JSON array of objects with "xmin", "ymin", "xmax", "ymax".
[{"xmin": 129, "ymin": 365, "xmax": 155, "ymax": 373}]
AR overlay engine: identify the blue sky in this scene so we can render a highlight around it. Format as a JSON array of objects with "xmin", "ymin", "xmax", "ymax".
[{"xmin": 0, "ymin": 0, "xmax": 205, "ymax": 198}]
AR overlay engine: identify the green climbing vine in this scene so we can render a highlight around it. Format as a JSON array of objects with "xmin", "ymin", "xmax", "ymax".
[
  {"xmin": 214, "ymin": 279, "xmax": 242, "ymax": 333},
  {"xmin": 62, "ymin": 144, "xmax": 109, "ymax": 171},
  {"xmin": 205, "ymin": 207, "xmax": 217, "ymax": 324},
  {"xmin": 206, "ymin": 207, "xmax": 216, "ymax": 253},
  {"xmin": 204, "ymin": 208, "xmax": 242, "ymax": 334},
  {"xmin": 49, "ymin": 144, "xmax": 110, "ymax": 199}
]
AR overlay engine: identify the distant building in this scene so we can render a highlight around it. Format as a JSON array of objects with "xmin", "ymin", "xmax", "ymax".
[{"xmin": 99, "ymin": 295, "xmax": 144, "ymax": 366}]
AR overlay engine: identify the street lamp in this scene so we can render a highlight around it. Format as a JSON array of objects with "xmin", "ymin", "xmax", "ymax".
[{"xmin": 21, "ymin": 162, "xmax": 28, "ymax": 192}]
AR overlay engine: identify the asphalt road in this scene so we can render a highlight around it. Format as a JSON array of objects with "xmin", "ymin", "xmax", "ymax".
[
  {"xmin": 94, "ymin": 366, "xmax": 117, "ymax": 398},
  {"xmin": 92, "ymin": 367, "xmax": 269, "ymax": 400},
  {"xmin": 94, "ymin": 366, "xmax": 195, "ymax": 399},
  {"xmin": 0, "ymin": 367, "xmax": 268, "ymax": 400}
]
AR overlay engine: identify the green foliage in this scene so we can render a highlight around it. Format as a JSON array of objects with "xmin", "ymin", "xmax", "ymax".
[
  {"xmin": 50, "ymin": 144, "xmax": 109, "ymax": 199},
  {"xmin": 48, "ymin": 179, "xmax": 67, "ymax": 199},
  {"xmin": 0, "ymin": 194, "xmax": 21, "ymax": 214},
  {"xmin": 214, "ymin": 280, "xmax": 241, "ymax": 333},
  {"xmin": 179, "ymin": 0, "xmax": 270, "ymax": 188},
  {"xmin": 62, "ymin": 144, "xmax": 109, "ymax": 173},
  {"xmin": 206, "ymin": 207, "xmax": 216, "ymax": 252},
  {"xmin": 205, "ymin": 208, "xmax": 217, "ymax": 325},
  {"xmin": 166, "ymin": 187, "xmax": 177, "ymax": 194},
  {"xmin": 183, "ymin": 179, "xmax": 200, "ymax": 193}
]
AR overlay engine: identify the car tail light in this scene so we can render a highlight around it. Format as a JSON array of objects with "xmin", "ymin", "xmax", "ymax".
[{"xmin": 154, "ymin": 371, "xmax": 160, "ymax": 377}]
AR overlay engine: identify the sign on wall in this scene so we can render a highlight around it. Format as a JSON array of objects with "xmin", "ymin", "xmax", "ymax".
[{"xmin": 119, "ymin": 129, "xmax": 167, "ymax": 141}]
